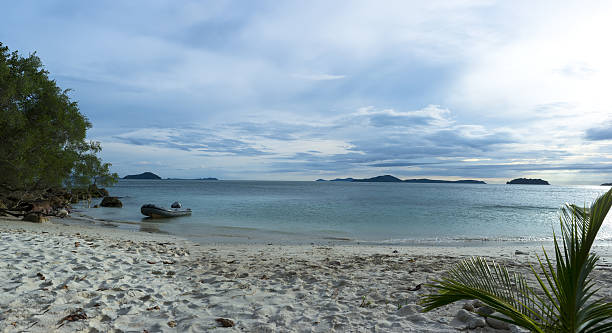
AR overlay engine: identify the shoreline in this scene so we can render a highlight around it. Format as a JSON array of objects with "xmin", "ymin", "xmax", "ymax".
[
  {"xmin": 1, "ymin": 216, "xmax": 611, "ymax": 332},
  {"xmin": 68, "ymin": 206, "xmax": 603, "ymax": 247}
]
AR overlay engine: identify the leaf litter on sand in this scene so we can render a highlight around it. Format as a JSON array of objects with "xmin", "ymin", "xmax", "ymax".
[{"xmin": 56, "ymin": 308, "xmax": 87, "ymax": 328}]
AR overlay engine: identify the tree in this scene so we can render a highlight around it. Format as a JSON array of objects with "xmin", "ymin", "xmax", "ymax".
[
  {"xmin": 0, "ymin": 42, "xmax": 117, "ymax": 191},
  {"xmin": 420, "ymin": 188, "xmax": 612, "ymax": 332}
]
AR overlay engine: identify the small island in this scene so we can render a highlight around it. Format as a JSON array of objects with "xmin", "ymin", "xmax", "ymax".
[
  {"xmin": 506, "ymin": 178, "xmax": 550, "ymax": 185},
  {"xmin": 316, "ymin": 175, "xmax": 486, "ymax": 184},
  {"xmin": 123, "ymin": 172, "xmax": 162, "ymax": 180},
  {"xmin": 602, "ymin": 183, "xmax": 612, "ymax": 186}
]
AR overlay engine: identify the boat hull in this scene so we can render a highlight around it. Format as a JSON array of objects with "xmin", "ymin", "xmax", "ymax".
[{"xmin": 141, "ymin": 204, "xmax": 191, "ymax": 218}]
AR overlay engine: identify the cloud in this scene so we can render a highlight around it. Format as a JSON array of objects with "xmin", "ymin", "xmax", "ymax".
[
  {"xmin": 112, "ymin": 128, "xmax": 271, "ymax": 156},
  {"xmin": 292, "ymin": 73, "xmax": 346, "ymax": 81},
  {"xmin": 559, "ymin": 62, "xmax": 596, "ymax": 78},
  {"xmin": 585, "ymin": 123, "xmax": 612, "ymax": 141},
  {"xmin": 358, "ymin": 105, "xmax": 452, "ymax": 128},
  {"xmin": 369, "ymin": 162, "xmax": 440, "ymax": 167},
  {"xmin": 4, "ymin": 1, "xmax": 612, "ymax": 183}
]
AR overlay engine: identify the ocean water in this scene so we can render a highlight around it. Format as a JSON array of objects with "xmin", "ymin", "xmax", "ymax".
[{"xmin": 75, "ymin": 180, "xmax": 612, "ymax": 245}]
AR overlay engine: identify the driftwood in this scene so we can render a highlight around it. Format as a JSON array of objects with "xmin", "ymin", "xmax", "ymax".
[
  {"xmin": 0, "ymin": 209, "xmax": 23, "ymax": 217},
  {"xmin": 0, "ymin": 208, "xmax": 60, "ymax": 217}
]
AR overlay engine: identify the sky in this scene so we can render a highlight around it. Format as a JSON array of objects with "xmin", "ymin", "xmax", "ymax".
[{"xmin": 2, "ymin": 0, "xmax": 612, "ymax": 183}]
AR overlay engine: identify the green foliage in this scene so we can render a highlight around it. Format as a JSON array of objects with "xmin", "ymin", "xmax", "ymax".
[
  {"xmin": 420, "ymin": 188, "xmax": 612, "ymax": 332},
  {"xmin": 0, "ymin": 42, "xmax": 117, "ymax": 190}
]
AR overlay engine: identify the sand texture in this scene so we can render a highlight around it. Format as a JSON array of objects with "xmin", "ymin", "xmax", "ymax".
[{"xmin": 1, "ymin": 217, "xmax": 611, "ymax": 332}]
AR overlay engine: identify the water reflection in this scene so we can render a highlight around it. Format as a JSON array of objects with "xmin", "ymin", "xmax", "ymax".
[{"xmin": 139, "ymin": 219, "xmax": 169, "ymax": 234}]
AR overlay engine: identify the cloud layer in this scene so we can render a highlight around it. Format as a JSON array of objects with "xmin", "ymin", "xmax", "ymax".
[{"xmin": 2, "ymin": 1, "xmax": 611, "ymax": 183}]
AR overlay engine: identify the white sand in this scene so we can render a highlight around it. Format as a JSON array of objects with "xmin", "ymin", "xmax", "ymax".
[{"xmin": 1, "ymin": 216, "xmax": 611, "ymax": 332}]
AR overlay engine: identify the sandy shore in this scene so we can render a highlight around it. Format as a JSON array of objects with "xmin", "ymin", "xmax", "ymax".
[{"xmin": 1, "ymin": 216, "xmax": 611, "ymax": 332}]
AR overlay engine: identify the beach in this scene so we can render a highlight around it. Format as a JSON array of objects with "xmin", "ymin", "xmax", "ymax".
[{"xmin": 1, "ymin": 216, "xmax": 611, "ymax": 332}]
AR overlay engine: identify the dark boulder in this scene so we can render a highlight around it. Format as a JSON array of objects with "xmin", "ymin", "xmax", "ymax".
[
  {"xmin": 100, "ymin": 196, "xmax": 123, "ymax": 208},
  {"xmin": 23, "ymin": 212, "xmax": 49, "ymax": 223}
]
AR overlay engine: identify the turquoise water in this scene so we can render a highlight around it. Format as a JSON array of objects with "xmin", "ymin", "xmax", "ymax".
[{"xmin": 75, "ymin": 180, "xmax": 612, "ymax": 245}]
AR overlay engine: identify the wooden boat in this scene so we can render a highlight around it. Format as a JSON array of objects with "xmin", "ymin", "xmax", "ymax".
[{"xmin": 141, "ymin": 204, "xmax": 192, "ymax": 218}]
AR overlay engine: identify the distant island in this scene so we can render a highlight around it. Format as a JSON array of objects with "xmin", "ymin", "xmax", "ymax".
[
  {"xmin": 602, "ymin": 183, "xmax": 612, "ymax": 186},
  {"xmin": 166, "ymin": 177, "xmax": 219, "ymax": 180},
  {"xmin": 330, "ymin": 178, "xmax": 355, "ymax": 182},
  {"xmin": 316, "ymin": 175, "xmax": 486, "ymax": 184},
  {"xmin": 353, "ymin": 175, "xmax": 403, "ymax": 182},
  {"xmin": 123, "ymin": 172, "xmax": 162, "ymax": 180},
  {"xmin": 506, "ymin": 178, "xmax": 550, "ymax": 185},
  {"xmin": 404, "ymin": 179, "xmax": 486, "ymax": 184}
]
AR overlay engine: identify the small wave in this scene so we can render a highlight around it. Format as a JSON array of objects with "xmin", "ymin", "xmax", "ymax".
[
  {"xmin": 478, "ymin": 204, "xmax": 557, "ymax": 211},
  {"xmin": 358, "ymin": 235, "xmax": 554, "ymax": 246},
  {"xmin": 322, "ymin": 236, "xmax": 352, "ymax": 241}
]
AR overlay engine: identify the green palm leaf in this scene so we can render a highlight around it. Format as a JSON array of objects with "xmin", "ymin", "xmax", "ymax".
[{"xmin": 420, "ymin": 188, "xmax": 612, "ymax": 332}]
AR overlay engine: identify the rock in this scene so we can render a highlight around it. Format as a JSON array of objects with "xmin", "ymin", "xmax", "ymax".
[
  {"xmin": 472, "ymin": 299, "xmax": 487, "ymax": 308},
  {"xmin": 462, "ymin": 302, "xmax": 474, "ymax": 312},
  {"xmin": 216, "ymin": 318, "xmax": 235, "ymax": 327},
  {"xmin": 22, "ymin": 213, "xmax": 49, "ymax": 223},
  {"xmin": 100, "ymin": 196, "xmax": 122, "ymax": 208},
  {"xmin": 486, "ymin": 312, "xmax": 511, "ymax": 330},
  {"xmin": 515, "ymin": 250, "xmax": 529, "ymax": 255},
  {"xmin": 29, "ymin": 200, "xmax": 53, "ymax": 214},
  {"xmin": 476, "ymin": 306, "xmax": 495, "ymax": 316},
  {"xmin": 57, "ymin": 209, "xmax": 69, "ymax": 217},
  {"xmin": 454, "ymin": 309, "xmax": 486, "ymax": 329}
]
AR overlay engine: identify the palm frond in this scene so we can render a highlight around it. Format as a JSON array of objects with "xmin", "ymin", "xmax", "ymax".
[
  {"xmin": 420, "ymin": 257, "xmax": 546, "ymax": 332},
  {"xmin": 420, "ymin": 188, "xmax": 612, "ymax": 332}
]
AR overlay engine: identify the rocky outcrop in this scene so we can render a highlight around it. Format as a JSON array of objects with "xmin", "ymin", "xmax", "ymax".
[
  {"xmin": 0, "ymin": 185, "xmax": 112, "ymax": 218},
  {"xmin": 100, "ymin": 196, "xmax": 123, "ymax": 208},
  {"xmin": 506, "ymin": 178, "xmax": 550, "ymax": 185},
  {"xmin": 123, "ymin": 172, "xmax": 161, "ymax": 180},
  {"xmin": 602, "ymin": 183, "xmax": 612, "ymax": 186}
]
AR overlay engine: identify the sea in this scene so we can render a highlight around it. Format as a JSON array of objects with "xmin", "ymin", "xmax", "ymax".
[{"xmin": 73, "ymin": 180, "xmax": 612, "ymax": 246}]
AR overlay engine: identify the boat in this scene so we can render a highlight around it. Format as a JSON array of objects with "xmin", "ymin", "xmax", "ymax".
[{"xmin": 141, "ymin": 204, "xmax": 192, "ymax": 218}]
